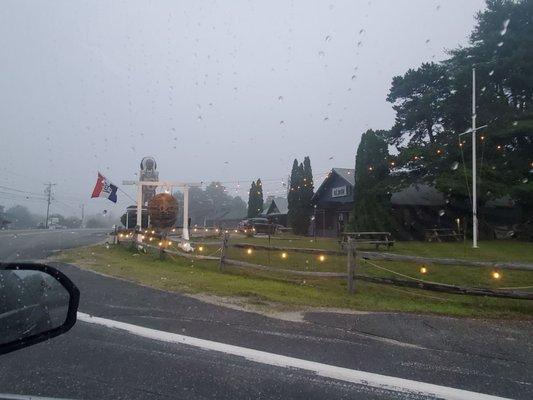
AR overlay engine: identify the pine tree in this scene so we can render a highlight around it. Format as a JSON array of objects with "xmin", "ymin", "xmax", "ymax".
[
  {"xmin": 247, "ymin": 179, "xmax": 264, "ymax": 218},
  {"xmin": 300, "ymin": 156, "xmax": 314, "ymax": 233},
  {"xmin": 247, "ymin": 181, "xmax": 257, "ymax": 218},
  {"xmin": 287, "ymin": 159, "xmax": 300, "ymax": 229},
  {"xmin": 352, "ymin": 130, "xmax": 395, "ymax": 231},
  {"xmin": 287, "ymin": 157, "xmax": 314, "ymax": 235},
  {"xmin": 255, "ymin": 179, "xmax": 264, "ymax": 216}
]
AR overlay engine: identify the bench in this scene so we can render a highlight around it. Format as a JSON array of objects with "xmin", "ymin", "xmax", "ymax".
[
  {"xmin": 339, "ymin": 232, "xmax": 395, "ymax": 250},
  {"xmin": 424, "ymin": 228, "xmax": 462, "ymax": 242}
]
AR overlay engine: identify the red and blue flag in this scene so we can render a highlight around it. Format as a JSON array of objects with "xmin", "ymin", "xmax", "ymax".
[{"xmin": 91, "ymin": 173, "xmax": 118, "ymax": 203}]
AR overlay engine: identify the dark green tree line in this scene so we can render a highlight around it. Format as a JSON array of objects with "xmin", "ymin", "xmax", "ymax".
[{"xmin": 363, "ymin": 0, "xmax": 533, "ymax": 238}]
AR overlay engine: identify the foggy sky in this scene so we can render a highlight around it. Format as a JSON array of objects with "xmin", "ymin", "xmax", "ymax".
[{"xmin": 0, "ymin": 0, "xmax": 485, "ymax": 218}]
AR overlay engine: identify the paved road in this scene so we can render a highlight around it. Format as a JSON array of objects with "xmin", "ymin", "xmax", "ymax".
[
  {"xmin": 0, "ymin": 228, "xmax": 109, "ymax": 261},
  {"xmin": 0, "ymin": 230, "xmax": 532, "ymax": 399}
]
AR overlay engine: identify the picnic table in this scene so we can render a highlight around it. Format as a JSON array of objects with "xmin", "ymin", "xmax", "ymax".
[
  {"xmin": 424, "ymin": 228, "xmax": 462, "ymax": 242},
  {"xmin": 339, "ymin": 231, "xmax": 395, "ymax": 250}
]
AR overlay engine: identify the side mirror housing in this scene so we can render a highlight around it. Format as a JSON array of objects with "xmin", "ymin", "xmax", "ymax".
[{"xmin": 0, "ymin": 263, "xmax": 80, "ymax": 355}]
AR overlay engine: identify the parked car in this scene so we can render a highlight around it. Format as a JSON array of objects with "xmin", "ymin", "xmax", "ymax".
[{"xmin": 237, "ymin": 218, "xmax": 280, "ymax": 235}]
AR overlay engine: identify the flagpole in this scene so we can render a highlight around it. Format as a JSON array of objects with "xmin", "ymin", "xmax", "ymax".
[{"xmin": 472, "ymin": 67, "xmax": 478, "ymax": 249}]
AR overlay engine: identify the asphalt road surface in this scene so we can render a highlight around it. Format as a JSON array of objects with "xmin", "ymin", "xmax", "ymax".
[{"xmin": 0, "ymin": 229, "xmax": 532, "ymax": 399}]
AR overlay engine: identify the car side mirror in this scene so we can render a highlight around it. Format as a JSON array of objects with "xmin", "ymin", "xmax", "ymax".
[{"xmin": 0, "ymin": 263, "xmax": 79, "ymax": 355}]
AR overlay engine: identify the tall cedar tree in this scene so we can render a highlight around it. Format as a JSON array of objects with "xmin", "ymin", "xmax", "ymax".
[
  {"xmin": 287, "ymin": 159, "xmax": 300, "ymax": 228},
  {"xmin": 247, "ymin": 181, "xmax": 257, "ymax": 218},
  {"xmin": 247, "ymin": 179, "xmax": 264, "ymax": 218},
  {"xmin": 352, "ymin": 130, "xmax": 396, "ymax": 232},
  {"xmin": 301, "ymin": 156, "xmax": 314, "ymax": 233},
  {"xmin": 255, "ymin": 179, "xmax": 264, "ymax": 216},
  {"xmin": 287, "ymin": 157, "xmax": 314, "ymax": 235}
]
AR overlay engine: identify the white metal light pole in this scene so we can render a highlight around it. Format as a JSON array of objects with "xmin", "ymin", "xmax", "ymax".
[{"xmin": 472, "ymin": 67, "xmax": 478, "ymax": 248}]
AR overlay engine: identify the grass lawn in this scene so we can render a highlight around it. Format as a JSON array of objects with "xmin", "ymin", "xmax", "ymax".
[
  {"xmin": 192, "ymin": 234, "xmax": 533, "ymax": 264},
  {"xmin": 187, "ymin": 242, "xmax": 533, "ymax": 289},
  {"xmin": 57, "ymin": 243, "xmax": 533, "ymax": 319}
]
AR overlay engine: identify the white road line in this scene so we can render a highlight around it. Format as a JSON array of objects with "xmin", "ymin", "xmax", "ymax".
[{"xmin": 77, "ymin": 312, "xmax": 509, "ymax": 400}]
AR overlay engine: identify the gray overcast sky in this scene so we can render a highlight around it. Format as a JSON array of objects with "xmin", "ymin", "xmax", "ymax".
[{"xmin": 0, "ymin": 0, "xmax": 485, "ymax": 217}]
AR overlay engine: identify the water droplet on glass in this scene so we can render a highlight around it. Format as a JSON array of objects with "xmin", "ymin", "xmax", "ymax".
[
  {"xmin": 497, "ymin": 41, "xmax": 504, "ymax": 47},
  {"xmin": 351, "ymin": 75, "xmax": 357, "ymax": 80},
  {"xmin": 500, "ymin": 18, "xmax": 510, "ymax": 36},
  {"xmin": 451, "ymin": 161, "xmax": 459, "ymax": 170},
  {"xmin": 359, "ymin": 29, "xmax": 365, "ymax": 35},
  {"xmin": 325, "ymin": 35, "xmax": 331, "ymax": 42},
  {"xmin": 481, "ymin": 86, "xmax": 486, "ymax": 92},
  {"xmin": 356, "ymin": 41, "xmax": 362, "ymax": 47},
  {"xmin": 318, "ymin": 51, "xmax": 325, "ymax": 58},
  {"xmin": 323, "ymin": 117, "xmax": 329, "ymax": 122},
  {"xmin": 438, "ymin": 210, "xmax": 445, "ymax": 217},
  {"xmin": 489, "ymin": 70, "xmax": 494, "ymax": 76},
  {"xmin": 425, "ymin": 39, "xmax": 430, "ymax": 44},
  {"xmin": 513, "ymin": 121, "xmax": 518, "ymax": 126},
  {"xmin": 522, "ymin": 178, "xmax": 528, "ymax": 184},
  {"xmin": 197, "ymin": 115, "xmax": 202, "ymax": 121},
  {"xmin": 280, "ymin": 120, "xmax": 284, "ymax": 125},
  {"xmin": 278, "ymin": 96, "xmax": 283, "ymax": 102}
]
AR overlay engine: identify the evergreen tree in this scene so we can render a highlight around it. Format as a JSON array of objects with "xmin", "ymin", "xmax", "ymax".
[
  {"xmin": 247, "ymin": 181, "xmax": 257, "ymax": 218},
  {"xmin": 255, "ymin": 179, "xmax": 264, "ymax": 216},
  {"xmin": 287, "ymin": 159, "xmax": 301, "ymax": 230},
  {"xmin": 381, "ymin": 0, "xmax": 533, "ymax": 239},
  {"xmin": 352, "ymin": 130, "xmax": 396, "ymax": 232},
  {"xmin": 287, "ymin": 157, "xmax": 314, "ymax": 234}
]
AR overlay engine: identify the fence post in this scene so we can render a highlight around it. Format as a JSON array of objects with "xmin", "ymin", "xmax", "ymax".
[
  {"xmin": 219, "ymin": 232, "xmax": 228, "ymax": 271},
  {"xmin": 347, "ymin": 238, "xmax": 357, "ymax": 293},
  {"xmin": 159, "ymin": 239, "xmax": 166, "ymax": 260},
  {"xmin": 113, "ymin": 225, "xmax": 118, "ymax": 245}
]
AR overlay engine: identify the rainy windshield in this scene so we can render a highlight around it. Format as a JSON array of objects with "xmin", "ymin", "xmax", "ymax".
[{"xmin": 1, "ymin": 1, "xmax": 532, "ymax": 399}]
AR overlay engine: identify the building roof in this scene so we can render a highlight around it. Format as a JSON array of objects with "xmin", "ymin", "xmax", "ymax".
[
  {"xmin": 390, "ymin": 184, "xmax": 445, "ymax": 206},
  {"xmin": 312, "ymin": 168, "xmax": 355, "ymax": 202},
  {"xmin": 332, "ymin": 168, "xmax": 355, "ymax": 186},
  {"xmin": 269, "ymin": 197, "xmax": 288, "ymax": 214}
]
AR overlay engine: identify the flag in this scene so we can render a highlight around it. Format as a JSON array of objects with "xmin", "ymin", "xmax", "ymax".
[{"xmin": 91, "ymin": 173, "xmax": 118, "ymax": 203}]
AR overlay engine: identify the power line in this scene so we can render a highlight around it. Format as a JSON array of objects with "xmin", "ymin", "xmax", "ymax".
[{"xmin": 0, "ymin": 185, "xmax": 47, "ymax": 197}]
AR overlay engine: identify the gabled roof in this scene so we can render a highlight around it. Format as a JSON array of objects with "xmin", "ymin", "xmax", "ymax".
[
  {"xmin": 332, "ymin": 168, "xmax": 355, "ymax": 186},
  {"xmin": 390, "ymin": 184, "xmax": 445, "ymax": 206},
  {"xmin": 270, "ymin": 197, "xmax": 288, "ymax": 214},
  {"xmin": 208, "ymin": 208, "xmax": 246, "ymax": 221},
  {"xmin": 312, "ymin": 167, "xmax": 355, "ymax": 202}
]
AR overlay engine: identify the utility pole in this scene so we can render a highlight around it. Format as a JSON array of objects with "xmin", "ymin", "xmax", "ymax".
[
  {"xmin": 44, "ymin": 183, "xmax": 56, "ymax": 229},
  {"xmin": 80, "ymin": 203, "xmax": 85, "ymax": 228}
]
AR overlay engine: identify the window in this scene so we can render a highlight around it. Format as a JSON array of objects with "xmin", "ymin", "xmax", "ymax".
[{"xmin": 332, "ymin": 186, "xmax": 347, "ymax": 198}]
